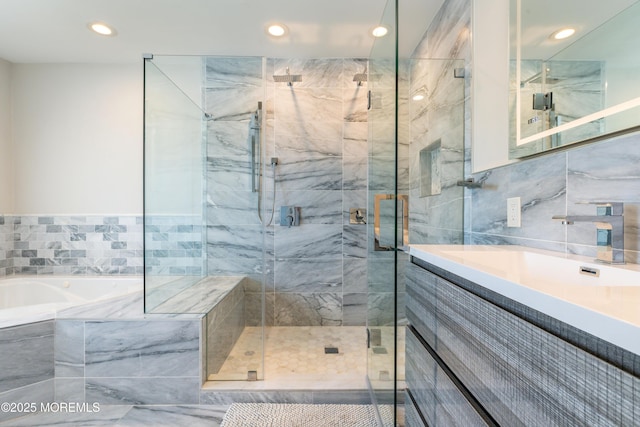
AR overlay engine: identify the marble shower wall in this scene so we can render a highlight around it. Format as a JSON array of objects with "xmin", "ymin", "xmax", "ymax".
[
  {"xmin": 204, "ymin": 57, "xmax": 374, "ymax": 327},
  {"xmin": 407, "ymin": 0, "xmax": 470, "ymax": 245}
]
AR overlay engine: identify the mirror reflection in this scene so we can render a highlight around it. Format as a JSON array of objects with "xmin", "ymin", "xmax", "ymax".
[{"xmin": 510, "ymin": 0, "xmax": 640, "ymax": 158}]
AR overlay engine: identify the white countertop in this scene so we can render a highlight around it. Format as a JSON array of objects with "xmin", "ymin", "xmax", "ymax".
[{"xmin": 409, "ymin": 244, "xmax": 640, "ymax": 356}]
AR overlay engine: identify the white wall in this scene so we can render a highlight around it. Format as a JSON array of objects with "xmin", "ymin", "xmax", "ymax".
[
  {"xmin": 11, "ymin": 63, "xmax": 142, "ymax": 214},
  {"xmin": 0, "ymin": 59, "xmax": 13, "ymax": 213}
]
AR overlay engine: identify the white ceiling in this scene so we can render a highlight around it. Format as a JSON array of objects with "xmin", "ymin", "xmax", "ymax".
[
  {"xmin": 0, "ymin": 0, "xmax": 444, "ymax": 64},
  {"xmin": 516, "ymin": 0, "xmax": 637, "ymax": 59}
]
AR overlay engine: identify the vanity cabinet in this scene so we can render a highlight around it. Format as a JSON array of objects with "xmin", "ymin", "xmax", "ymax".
[{"xmin": 405, "ymin": 258, "xmax": 639, "ymax": 426}]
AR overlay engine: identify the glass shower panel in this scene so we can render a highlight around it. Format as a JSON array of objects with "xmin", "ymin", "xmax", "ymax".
[
  {"xmin": 367, "ymin": 0, "xmax": 401, "ymax": 425},
  {"xmin": 143, "ymin": 55, "xmax": 266, "ymax": 382},
  {"xmin": 143, "ymin": 57, "xmax": 206, "ymax": 313},
  {"xmin": 202, "ymin": 56, "xmax": 266, "ymax": 381}
]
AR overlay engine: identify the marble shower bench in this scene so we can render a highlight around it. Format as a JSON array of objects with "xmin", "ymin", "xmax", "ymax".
[{"xmin": 55, "ymin": 275, "xmax": 251, "ymax": 406}]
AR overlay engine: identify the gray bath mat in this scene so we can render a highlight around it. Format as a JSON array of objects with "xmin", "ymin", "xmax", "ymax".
[{"xmin": 220, "ymin": 403, "xmax": 394, "ymax": 426}]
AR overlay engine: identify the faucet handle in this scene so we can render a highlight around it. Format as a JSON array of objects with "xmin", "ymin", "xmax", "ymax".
[{"xmin": 577, "ymin": 201, "xmax": 623, "ymax": 215}]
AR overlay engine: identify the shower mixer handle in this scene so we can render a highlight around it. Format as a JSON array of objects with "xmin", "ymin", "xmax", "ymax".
[{"xmin": 280, "ymin": 206, "xmax": 300, "ymax": 227}]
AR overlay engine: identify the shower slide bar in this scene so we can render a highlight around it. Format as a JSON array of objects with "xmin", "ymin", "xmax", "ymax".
[{"xmin": 250, "ymin": 102, "xmax": 262, "ymax": 193}]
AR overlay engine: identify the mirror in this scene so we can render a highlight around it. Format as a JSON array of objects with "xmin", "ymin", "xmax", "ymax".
[{"xmin": 509, "ymin": 0, "xmax": 640, "ymax": 158}]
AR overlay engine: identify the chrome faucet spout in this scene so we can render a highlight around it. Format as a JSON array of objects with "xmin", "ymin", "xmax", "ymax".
[
  {"xmin": 552, "ymin": 215, "xmax": 623, "ymax": 227},
  {"xmin": 552, "ymin": 202, "xmax": 625, "ymax": 264}
]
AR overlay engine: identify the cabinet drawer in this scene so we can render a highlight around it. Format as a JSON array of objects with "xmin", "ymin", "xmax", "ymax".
[
  {"xmin": 407, "ymin": 260, "xmax": 639, "ymax": 426},
  {"xmin": 406, "ymin": 327, "xmax": 489, "ymax": 427}
]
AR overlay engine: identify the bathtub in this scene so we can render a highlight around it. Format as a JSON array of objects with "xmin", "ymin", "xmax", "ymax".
[{"xmin": 0, "ymin": 276, "xmax": 143, "ymax": 328}]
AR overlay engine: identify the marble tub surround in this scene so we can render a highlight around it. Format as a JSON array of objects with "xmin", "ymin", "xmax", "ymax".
[
  {"xmin": 468, "ymin": 131, "xmax": 640, "ymax": 264},
  {"xmin": 0, "ymin": 215, "xmax": 10, "ymax": 276},
  {"xmin": 0, "ymin": 321, "xmax": 55, "ymax": 422},
  {"xmin": 4, "ymin": 214, "xmax": 143, "ymax": 276},
  {"xmin": 409, "ymin": 244, "xmax": 640, "ymax": 355},
  {"xmin": 0, "ymin": 275, "xmax": 248, "ymax": 418},
  {"xmin": 144, "ymin": 214, "xmax": 204, "ymax": 277}
]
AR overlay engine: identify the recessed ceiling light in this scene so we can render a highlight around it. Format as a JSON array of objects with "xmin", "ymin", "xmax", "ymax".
[
  {"xmin": 88, "ymin": 22, "xmax": 116, "ymax": 36},
  {"xmin": 551, "ymin": 28, "xmax": 575, "ymax": 40},
  {"xmin": 372, "ymin": 26, "xmax": 389, "ymax": 38},
  {"xmin": 267, "ymin": 24, "xmax": 288, "ymax": 37}
]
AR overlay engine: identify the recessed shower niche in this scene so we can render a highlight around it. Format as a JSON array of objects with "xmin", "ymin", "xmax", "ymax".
[{"xmin": 419, "ymin": 139, "xmax": 442, "ymax": 197}]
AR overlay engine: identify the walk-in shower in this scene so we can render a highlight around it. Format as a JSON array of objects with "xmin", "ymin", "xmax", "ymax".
[
  {"xmin": 143, "ymin": 24, "xmax": 406, "ymax": 422},
  {"xmin": 143, "ymin": 53, "xmax": 401, "ymax": 382}
]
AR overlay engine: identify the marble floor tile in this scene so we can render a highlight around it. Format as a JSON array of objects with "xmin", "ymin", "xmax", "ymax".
[
  {"xmin": 0, "ymin": 404, "xmax": 131, "ymax": 427},
  {"xmin": 115, "ymin": 405, "xmax": 228, "ymax": 427},
  {"xmin": 0, "ymin": 405, "xmax": 230, "ymax": 427}
]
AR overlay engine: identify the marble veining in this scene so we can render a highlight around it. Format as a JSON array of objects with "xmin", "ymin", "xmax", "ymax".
[
  {"xmin": 276, "ymin": 157, "xmax": 343, "ymax": 191},
  {"xmin": 85, "ymin": 377, "xmax": 200, "ymax": 405},
  {"xmin": 201, "ymin": 56, "xmax": 391, "ymax": 327},
  {"xmin": 0, "ymin": 321, "xmax": 55, "ymax": 393},
  {"xmin": 151, "ymin": 276, "xmax": 244, "ymax": 314},
  {"xmin": 84, "ymin": 320, "xmax": 199, "ymax": 378},
  {"xmin": 275, "ymin": 293, "xmax": 342, "ymax": 326},
  {"xmin": 274, "ymin": 225, "xmax": 342, "ymax": 260},
  {"xmin": 274, "ymin": 259, "xmax": 342, "ymax": 293},
  {"xmin": 275, "ymin": 190, "xmax": 342, "ymax": 224},
  {"xmin": 470, "ymin": 131, "xmax": 640, "ymax": 263},
  {"xmin": 205, "ymin": 56, "xmax": 262, "ymax": 88}
]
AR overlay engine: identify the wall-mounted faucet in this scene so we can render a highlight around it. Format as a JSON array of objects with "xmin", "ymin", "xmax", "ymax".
[{"xmin": 552, "ymin": 202, "xmax": 625, "ymax": 264}]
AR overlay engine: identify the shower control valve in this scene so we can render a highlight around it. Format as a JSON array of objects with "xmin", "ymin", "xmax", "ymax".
[
  {"xmin": 350, "ymin": 208, "xmax": 367, "ymax": 225},
  {"xmin": 280, "ymin": 206, "xmax": 300, "ymax": 227}
]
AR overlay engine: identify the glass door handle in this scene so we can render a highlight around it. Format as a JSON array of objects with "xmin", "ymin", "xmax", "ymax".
[{"xmin": 373, "ymin": 194, "xmax": 409, "ymax": 251}]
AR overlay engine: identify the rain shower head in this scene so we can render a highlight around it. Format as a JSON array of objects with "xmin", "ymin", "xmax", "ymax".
[
  {"xmin": 353, "ymin": 73, "xmax": 367, "ymax": 86},
  {"xmin": 273, "ymin": 67, "xmax": 302, "ymax": 86}
]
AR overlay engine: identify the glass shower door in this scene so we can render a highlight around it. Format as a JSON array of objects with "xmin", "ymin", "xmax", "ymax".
[
  {"xmin": 367, "ymin": 0, "xmax": 401, "ymax": 425},
  {"xmin": 366, "ymin": 0, "xmax": 467, "ymax": 423}
]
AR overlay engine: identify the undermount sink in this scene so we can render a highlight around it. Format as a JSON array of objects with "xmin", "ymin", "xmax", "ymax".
[
  {"xmin": 435, "ymin": 247, "xmax": 640, "ymax": 287},
  {"xmin": 408, "ymin": 244, "xmax": 640, "ymax": 355}
]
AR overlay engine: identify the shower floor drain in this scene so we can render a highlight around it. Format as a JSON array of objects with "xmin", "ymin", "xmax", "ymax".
[{"xmin": 324, "ymin": 347, "xmax": 339, "ymax": 354}]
